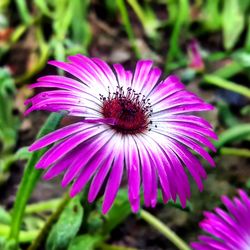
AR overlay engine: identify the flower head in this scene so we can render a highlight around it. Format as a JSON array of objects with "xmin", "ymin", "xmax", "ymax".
[
  {"xmin": 187, "ymin": 39, "xmax": 205, "ymax": 71},
  {"xmin": 25, "ymin": 55, "xmax": 217, "ymax": 213},
  {"xmin": 192, "ymin": 190, "xmax": 250, "ymax": 250}
]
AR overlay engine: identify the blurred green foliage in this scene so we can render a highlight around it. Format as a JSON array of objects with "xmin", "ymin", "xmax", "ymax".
[
  {"xmin": 0, "ymin": 0, "xmax": 92, "ymax": 81},
  {"xmin": 0, "ymin": 68, "xmax": 19, "ymax": 153},
  {"xmin": 0, "ymin": 1, "xmax": 250, "ymax": 250},
  {"xmin": 0, "ymin": 68, "xmax": 20, "ymax": 184}
]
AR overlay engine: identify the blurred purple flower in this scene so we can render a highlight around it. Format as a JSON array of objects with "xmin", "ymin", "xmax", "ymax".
[
  {"xmin": 188, "ymin": 39, "xmax": 204, "ymax": 71},
  {"xmin": 192, "ymin": 190, "xmax": 250, "ymax": 250},
  {"xmin": 25, "ymin": 55, "xmax": 217, "ymax": 213}
]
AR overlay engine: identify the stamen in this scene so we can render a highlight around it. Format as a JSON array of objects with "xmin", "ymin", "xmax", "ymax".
[{"xmin": 101, "ymin": 86, "xmax": 152, "ymax": 134}]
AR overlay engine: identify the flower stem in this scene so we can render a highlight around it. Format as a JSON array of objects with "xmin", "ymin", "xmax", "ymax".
[
  {"xmin": 100, "ymin": 243, "xmax": 138, "ymax": 250},
  {"xmin": 117, "ymin": 0, "xmax": 141, "ymax": 59},
  {"xmin": 8, "ymin": 113, "xmax": 63, "ymax": 246},
  {"xmin": 140, "ymin": 209, "xmax": 191, "ymax": 250},
  {"xmin": 15, "ymin": 25, "xmax": 50, "ymax": 84},
  {"xmin": 27, "ymin": 193, "xmax": 70, "ymax": 250},
  {"xmin": 165, "ymin": 0, "xmax": 189, "ymax": 72},
  {"xmin": 15, "ymin": 0, "xmax": 32, "ymax": 24}
]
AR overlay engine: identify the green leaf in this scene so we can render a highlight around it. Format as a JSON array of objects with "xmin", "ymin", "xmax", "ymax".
[
  {"xmin": 202, "ymin": 0, "xmax": 221, "ymax": 31},
  {"xmin": 70, "ymin": 0, "xmax": 91, "ymax": 50},
  {"xmin": 102, "ymin": 189, "xmax": 131, "ymax": 234},
  {"xmin": 203, "ymin": 74, "xmax": 250, "ymax": 99},
  {"xmin": 0, "ymin": 208, "xmax": 11, "ymax": 225},
  {"xmin": 232, "ymin": 50, "xmax": 250, "ymax": 67},
  {"xmin": 156, "ymin": 190, "xmax": 192, "ymax": 212},
  {"xmin": 46, "ymin": 196, "xmax": 83, "ymax": 250},
  {"xmin": 24, "ymin": 199, "xmax": 61, "ymax": 214},
  {"xmin": 245, "ymin": 16, "xmax": 250, "ymax": 51},
  {"xmin": 222, "ymin": 0, "xmax": 245, "ymax": 50},
  {"xmin": 214, "ymin": 124, "xmax": 250, "ymax": 148},
  {"xmin": 241, "ymin": 105, "xmax": 250, "ymax": 116},
  {"xmin": 212, "ymin": 60, "xmax": 243, "ymax": 79},
  {"xmin": 238, "ymin": 0, "xmax": 250, "ymax": 12},
  {"xmin": 23, "ymin": 216, "xmax": 44, "ymax": 231},
  {"xmin": 0, "ymin": 237, "xmax": 6, "ymax": 250},
  {"xmin": 246, "ymin": 179, "xmax": 250, "ymax": 189},
  {"xmin": 166, "ymin": 200, "xmax": 193, "ymax": 212},
  {"xmin": 34, "ymin": 0, "xmax": 53, "ymax": 17},
  {"xmin": 220, "ymin": 147, "xmax": 250, "ymax": 158},
  {"xmin": 217, "ymin": 101, "xmax": 239, "ymax": 128},
  {"xmin": 68, "ymin": 235, "xmax": 102, "ymax": 250},
  {"xmin": 104, "ymin": 0, "xmax": 117, "ymax": 16},
  {"xmin": 127, "ymin": 0, "xmax": 160, "ymax": 41},
  {"xmin": 14, "ymin": 147, "xmax": 31, "ymax": 161}
]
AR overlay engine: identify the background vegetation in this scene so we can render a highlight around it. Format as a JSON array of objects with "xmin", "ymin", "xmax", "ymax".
[{"xmin": 0, "ymin": 0, "xmax": 250, "ymax": 249}]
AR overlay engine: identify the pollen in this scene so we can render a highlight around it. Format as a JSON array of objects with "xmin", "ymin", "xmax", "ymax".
[{"xmin": 101, "ymin": 86, "xmax": 152, "ymax": 134}]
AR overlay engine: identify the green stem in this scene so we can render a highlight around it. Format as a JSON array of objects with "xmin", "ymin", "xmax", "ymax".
[
  {"xmin": 165, "ymin": 0, "xmax": 189, "ymax": 72},
  {"xmin": 15, "ymin": 0, "xmax": 32, "ymax": 24},
  {"xmin": 0, "ymin": 224, "xmax": 38, "ymax": 243},
  {"xmin": 203, "ymin": 74, "xmax": 250, "ymax": 98},
  {"xmin": 117, "ymin": 0, "xmax": 141, "ymax": 58},
  {"xmin": 212, "ymin": 61, "xmax": 243, "ymax": 79},
  {"xmin": 27, "ymin": 194, "xmax": 70, "ymax": 250},
  {"xmin": 127, "ymin": 0, "xmax": 146, "ymax": 28},
  {"xmin": 101, "ymin": 243, "xmax": 138, "ymax": 250},
  {"xmin": 1, "ymin": 155, "xmax": 17, "ymax": 172},
  {"xmin": 25, "ymin": 199, "xmax": 62, "ymax": 214},
  {"xmin": 8, "ymin": 113, "xmax": 63, "ymax": 246},
  {"xmin": 140, "ymin": 210, "xmax": 191, "ymax": 250},
  {"xmin": 15, "ymin": 25, "xmax": 50, "ymax": 84},
  {"xmin": 214, "ymin": 123, "xmax": 250, "ymax": 148},
  {"xmin": 220, "ymin": 147, "xmax": 250, "ymax": 157}
]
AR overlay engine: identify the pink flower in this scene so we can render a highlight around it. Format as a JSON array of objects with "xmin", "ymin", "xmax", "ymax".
[
  {"xmin": 25, "ymin": 55, "xmax": 216, "ymax": 213},
  {"xmin": 188, "ymin": 39, "xmax": 205, "ymax": 71},
  {"xmin": 192, "ymin": 190, "xmax": 250, "ymax": 250}
]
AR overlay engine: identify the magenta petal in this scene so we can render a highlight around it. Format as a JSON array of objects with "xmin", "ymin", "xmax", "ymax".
[
  {"xmin": 192, "ymin": 190, "xmax": 250, "ymax": 250},
  {"xmin": 69, "ymin": 151, "xmax": 106, "ymax": 197},
  {"xmin": 124, "ymin": 137, "xmax": 141, "ymax": 213},
  {"xmin": 150, "ymin": 75, "xmax": 184, "ymax": 102},
  {"xmin": 136, "ymin": 139, "xmax": 153, "ymax": 207},
  {"xmin": 68, "ymin": 55, "xmax": 109, "ymax": 91},
  {"xmin": 88, "ymin": 155, "xmax": 114, "ymax": 203},
  {"xmin": 91, "ymin": 57, "xmax": 118, "ymax": 88},
  {"xmin": 35, "ymin": 127, "xmax": 104, "ymax": 168},
  {"xmin": 42, "ymin": 149, "xmax": 79, "ymax": 180},
  {"xmin": 142, "ymin": 67, "xmax": 162, "ymax": 96},
  {"xmin": 162, "ymin": 132, "xmax": 215, "ymax": 166},
  {"xmin": 132, "ymin": 60, "xmax": 153, "ymax": 92},
  {"xmin": 35, "ymin": 75, "xmax": 88, "ymax": 91},
  {"xmin": 102, "ymin": 146, "xmax": 124, "ymax": 214},
  {"xmin": 29, "ymin": 122, "xmax": 87, "ymax": 151},
  {"xmin": 113, "ymin": 64, "xmax": 129, "ymax": 87},
  {"xmin": 61, "ymin": 131, "xmax": 113, "ymax": 187}
]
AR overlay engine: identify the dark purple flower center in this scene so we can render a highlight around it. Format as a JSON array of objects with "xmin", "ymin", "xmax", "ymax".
[{"xmin": 101, "ymin": 86, "xmax": 152, "ymax": 134}]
